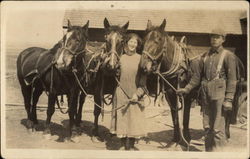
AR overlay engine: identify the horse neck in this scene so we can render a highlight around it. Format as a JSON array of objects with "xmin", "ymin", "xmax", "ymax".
[
  {"xmin": 49, "ymin": 41, "xmax": 63, "ymax": 55},
  {"xmin": 161, "ymin": 36, "xmax": 175, "ymax": 72}
]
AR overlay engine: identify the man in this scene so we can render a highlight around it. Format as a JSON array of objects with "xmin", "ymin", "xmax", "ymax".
[{"xmin": 177, "ymin": 28, "xmax": 237, "ymax": 151}]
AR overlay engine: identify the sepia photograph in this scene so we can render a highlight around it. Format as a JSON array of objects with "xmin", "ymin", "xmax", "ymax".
[{"xmin": 1, "ymin": 1, "xmax": 249, "ymax": 158}]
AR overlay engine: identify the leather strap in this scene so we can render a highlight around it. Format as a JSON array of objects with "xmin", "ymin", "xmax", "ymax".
[{"xmin": 215, "ymin": 50, "xmax": 227, "ymax": 79}]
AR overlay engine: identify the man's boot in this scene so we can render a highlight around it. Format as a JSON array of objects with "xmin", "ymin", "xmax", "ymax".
[{"xmin": 125, "ymin": 137, "xmax": 130, "ymax": 150}]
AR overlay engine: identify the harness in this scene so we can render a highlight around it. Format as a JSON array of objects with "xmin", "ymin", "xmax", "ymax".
[
  {"xmin": 143, "ymin": 35, "xmax": 190, "ymax": 150},
  {"xmin": 25, "ymin": 40, "xmax": 88, "ymax": 114},
  {"xmin": 203, "ymin": 50, "xmax": 227, "ymax": 81}
]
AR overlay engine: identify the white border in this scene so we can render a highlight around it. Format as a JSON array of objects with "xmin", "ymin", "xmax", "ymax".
[{"xmin": 1, "ymin": 1, "xmax": 249, "ymax": 159}]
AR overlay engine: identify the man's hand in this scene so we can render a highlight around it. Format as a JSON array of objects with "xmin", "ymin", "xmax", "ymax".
[
  {"xmin": 223, "ymin": 98, "xmax": 233, "ymax": 111},
  {"xmin": 176, "ymin": 88, "xmax": 189, "ymax": 96}
]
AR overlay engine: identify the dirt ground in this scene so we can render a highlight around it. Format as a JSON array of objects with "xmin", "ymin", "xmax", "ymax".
[{"xmin": 3, "ymin": 67, "xmax": 248, "ymax": 153}]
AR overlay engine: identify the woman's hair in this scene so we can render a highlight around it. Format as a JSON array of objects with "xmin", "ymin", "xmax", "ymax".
[{"xmin": 124, "ymin": 33, "xmax": 142, "ymax": 53}]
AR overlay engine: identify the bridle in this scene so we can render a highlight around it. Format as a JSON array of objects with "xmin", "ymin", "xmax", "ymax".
[
  {"xmin": 142, "ymin": 36, "xmax": 167, "ymax": 65},
  {"xmin": 103, "ymin": 31, "xmax": 124, "ymax": 67},
  {"xmin": 142, "ymin": 33, "xmax": 190, "ymax": 149},
  {"xmin": 55, "ymin": 36, "xmax": 87, "ymax": 70},
  {"xmin": 106, "ymin": 50, "xmax": 121, "ymax": 61}
]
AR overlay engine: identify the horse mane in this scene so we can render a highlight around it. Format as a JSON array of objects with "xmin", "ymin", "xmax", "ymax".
[
  {"xmin": 145, "ymin": 26, "xmax": 168, "ymax": 36},
  {"xmin": 105, "ymin": 25, "xmax": 126, "ymax": 35},
  {"xmin": 184, "ymin": 45, "xmax": 199, "ymax": 59},
  {"xmin": 48, "ymin": 25, "xmax": 88, "ymax": 55},
  {"xmin": 49, "ymin": 41, "xmax": 63, "ymax": 54},
  {"xmin": 165, "ymin": 35, "xmax": 200, "ymax": 60}
]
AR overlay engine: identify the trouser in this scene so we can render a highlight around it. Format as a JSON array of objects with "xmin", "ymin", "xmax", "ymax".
[
  {"xmin": 121, "ymin": 137, "xmax": 135, "ymax": 150},
  {"xmin": 202, "ymin": 97, "xmax": 226, "ymax": 151},
  {"xmin": 201, "ymin": 79, "xmax": 227, "ymax": 151}
]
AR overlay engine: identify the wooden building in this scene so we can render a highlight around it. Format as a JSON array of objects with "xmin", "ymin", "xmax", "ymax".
[{"xmin": 63, "ymin": 9, "xmax": 247, "ymax": 68}]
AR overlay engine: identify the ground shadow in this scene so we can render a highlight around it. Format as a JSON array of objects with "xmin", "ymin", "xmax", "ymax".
[
  {"xmin": 20, "ymin": 118, "xmax": 121, "ymax": 149},
  {"xmin": 61, "ymin": 120, "xmax": 122, "ymax": 150},
  {"xmin": 21, "ymin": 119, "xmax": 70, "ymax": 142},
  {"xmin": 144, "ymin": 128, "xmax": 204, "ymax": 151},
  {"xmin": 20, "ymin": 118, "xmax": 204, "ymax": 151}
]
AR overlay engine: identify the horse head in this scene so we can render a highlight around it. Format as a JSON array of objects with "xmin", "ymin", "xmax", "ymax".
[
  {"xmin": 55, "ymin": 20, "xmax": 89, "ymax": 72},
  {"xmin": 140, "ymin": 19, "xmax": 168, "ymax": 74},
  {"xmin": 101, "ymin": 17, "xmax": 129, "ymax": 74}
]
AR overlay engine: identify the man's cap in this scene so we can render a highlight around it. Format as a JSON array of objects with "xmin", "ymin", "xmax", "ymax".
[{"xmin": 211, "ymin": 28, "xmax": 226, "ymax": 37}]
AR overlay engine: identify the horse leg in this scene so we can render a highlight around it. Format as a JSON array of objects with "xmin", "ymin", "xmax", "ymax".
[
  {"xmin": 165, "ymin": 90, "xmax": 180, "ymax": 142},
  {"xmin": 30, "ymin": 86, "xmax": 43, "ymax": 131},
  {"xmin": 225, "ymin": 111, "xmax": 231, "ymax": 140},
  {"xmin": 43, "ymin": 93, "xmax": 56, "ymax": 139},
  {"xmin": 183, "ymin": 97, "xmax": 191, "ymax": 143},
  {"xmin": 91, "ymin": 94, "xmax": 103, "ymax": 142},
  {"xmin": 75, "ymin": 92, "xmax": 86, "ymax": 127},
  {"xmin": 20, "ymin": 84, "xmax": 34, "ymax": 130},
  {"xmin": 68, "ymin": 90, "xmax": 79, "ymax": 142}
]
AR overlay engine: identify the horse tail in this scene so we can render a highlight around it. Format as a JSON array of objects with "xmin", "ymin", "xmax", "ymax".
[
  {"xmin": 230, "ymin": 55, "xmax": 246, "ymax": 124},
  {"xmin": 16, "ymin": 49, "xmax": 26, "ymax": 85},
  {"xmin": 236, "ymin": 55, "xmax": 245, "ymax": 80}
]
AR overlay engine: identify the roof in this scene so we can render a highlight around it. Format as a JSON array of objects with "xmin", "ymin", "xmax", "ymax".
[{"xmin": 63, "ymin": 9, "xmax": 247, "ymax": 35}]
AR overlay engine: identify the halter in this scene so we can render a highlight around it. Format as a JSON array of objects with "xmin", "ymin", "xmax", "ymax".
[
  {"xmin": 142, "ymin": 37, "xmax": 167, "ymax": 62},
  {"xmin": 108, "ymin": 50, "xmax": 121, "ymax": 60},
  {"xmin": 56, "ymin": 38, "xmax": 87, "ymax": 70},
  {"xmin": 61, "ymin": 46, "xmax": 86, "ymax": 57},
  {"xmin": 103, "ymin": 31, "xmax": 124, "ymax": 68},
  {"xmin": 84, "ymin": 47, "xmax": 104, "ymax": 73}
]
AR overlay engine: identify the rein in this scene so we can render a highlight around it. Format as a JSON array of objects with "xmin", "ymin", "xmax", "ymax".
[
  {"xmin": 115, "ymin": 76, "xmax": 151, "ymax": 107},
  {"xmin": 143, "ymin": 35, "xmax": 190, "ymax": 150},
  {"xmin": 84, "ymin": 47, "xmax": 104, "ymax": 73},
  {"xmin": 72, "ymin": 70, "xmax": 130, "ymax": 113},
  {"xmin": 61, "ymin": 46, "xmax": 86, "ymax": 56}
]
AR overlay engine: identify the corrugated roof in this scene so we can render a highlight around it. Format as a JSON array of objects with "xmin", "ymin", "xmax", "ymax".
[{"xmin": 63, "ymin": 9, "xmax": 246, "ymax": 35}]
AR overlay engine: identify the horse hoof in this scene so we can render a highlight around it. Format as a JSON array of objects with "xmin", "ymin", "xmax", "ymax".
[
  {"xmin": 91, "ymin": 136, "xmax": 103, "ymax": 143},
  {"xmin": 26, "ymin": 120, "xmax": 34, "ymax": 129},
  {"xmin": 43, "ymin": 133, "xmax": 52, "ymax": 140},
  {"xmin": 71, "ymin": 136, "xmax": 81, "ymax": 143},
  {"xmin": 27, "ymin": 128, "xmax": 33, "ymax": 133},
  {"xmin": 64, "ymin": 137, "xmax": 71, "ymax": 143}
]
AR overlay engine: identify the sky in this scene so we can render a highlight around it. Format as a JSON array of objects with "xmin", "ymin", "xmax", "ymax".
[{"xmin": 1, "ymin": 1, "xmax": 248, "ymax": 49}]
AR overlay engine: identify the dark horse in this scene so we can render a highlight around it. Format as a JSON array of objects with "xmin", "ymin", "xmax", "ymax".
[
  {"xmin": 140, "ymin": 19, "xmax": 246, "ymax": 149},
  {"xmin": 75, "ymin": 18, "xmax": 129, "ymax": 142},
  {"xmin": 16, "ymin": 20, "xmax": 89, "ymax": 140},
  {"xmin": 139, "ymin": 19, "xmax": 202, "ymax": 148}
]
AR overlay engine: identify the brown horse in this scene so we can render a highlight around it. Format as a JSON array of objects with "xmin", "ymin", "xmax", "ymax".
[
  {"xmin": 16, "ymin": 20, "xmax": 89, "ymax": 140},
  {"xmin": 75, "ymin": 18, "xmax": 129, "ymax": 142},
  {"xmin": 139, "ymin": 19, "xmax": 202, "ymax": 148}
]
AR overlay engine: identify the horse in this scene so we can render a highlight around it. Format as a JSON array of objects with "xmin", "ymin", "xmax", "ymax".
[
  {"xmin": 139, "ymin": 19, "xmax": 202, "ymax": 149},
  {"xmin": 16, "ymin": 20, "xmax": 89, "ymax": 140},
  {"xmin": 75, "ymin": 17, "xmax": 129, "ymax": 142}
]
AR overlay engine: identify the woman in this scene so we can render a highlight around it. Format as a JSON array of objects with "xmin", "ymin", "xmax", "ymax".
[{"xmin": 110, "ymin": 33, "xmax": 147, "ymax": 150}]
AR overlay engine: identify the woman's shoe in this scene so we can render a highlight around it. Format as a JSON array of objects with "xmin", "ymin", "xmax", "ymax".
[{"xmin": 130, "ymin": 146, "xmax": 139, "ymax": 151}]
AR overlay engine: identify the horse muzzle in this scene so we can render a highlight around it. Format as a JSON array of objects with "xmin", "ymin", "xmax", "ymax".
[
  {"xmin": 143, "ymin": 62, "xmax": 153, "ymax": 73},
  {"xmin": 55, "ymin": 63, "xmax": 71, "ymax": 72}
]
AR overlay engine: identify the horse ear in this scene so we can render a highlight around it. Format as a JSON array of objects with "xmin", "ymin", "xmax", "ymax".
[
  {"xmin": 146, "ymin": 20, "xmax": 153, "ymax": 30},
  {"xmin": 67, "ymin": 19, "xmax": 73, "ymax": 31},
  {"xmin": 82, "ymin": 20, "xmax": 89, "ymax": 32},
  {"xmin": 159, "ymin": 19, "xmax": 166, "ymax": 31},
  {"xmin": 104, "ymin": 17, "xmax": 110, "ymax": 29},
  {"xmin": 122, "ymin": 21, "xmax": 129, "ymax": 31},
  {"xmin": 82, "ymin": 20, "xmax": 89, "ymax": 38}
]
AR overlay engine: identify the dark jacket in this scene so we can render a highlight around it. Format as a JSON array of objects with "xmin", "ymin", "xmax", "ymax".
[{"xmin": 185, "ymin": 46, "xmax": 237, "ymax": 100}]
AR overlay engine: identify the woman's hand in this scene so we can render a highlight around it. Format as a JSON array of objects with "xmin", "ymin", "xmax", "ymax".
[{"xmin": 130, "ymin": 93, "xmax": 138, "ymax": 102}]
